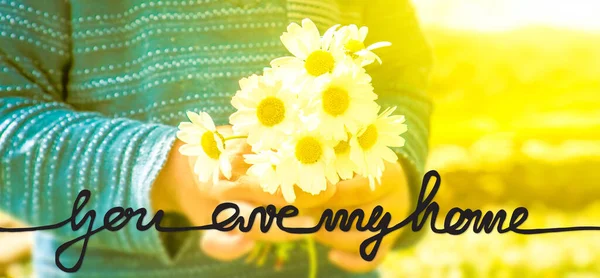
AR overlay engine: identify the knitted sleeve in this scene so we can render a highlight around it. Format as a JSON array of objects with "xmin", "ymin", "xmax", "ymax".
[
  {"xmin": 363, "ymin": 0, "xmax": 434, "ymax": 247},
  {"xmin": 0, "ymin": 0, "xmax": 185, "ymax": 266}
]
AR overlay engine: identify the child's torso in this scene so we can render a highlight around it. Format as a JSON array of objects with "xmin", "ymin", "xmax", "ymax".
[
  {"xmin": 33, "ymin": 2, "xmax": 375, "ymax": 277},
  {"xmin": 65, "ymin": 0, "xmax": 364, "ymax": 126}
]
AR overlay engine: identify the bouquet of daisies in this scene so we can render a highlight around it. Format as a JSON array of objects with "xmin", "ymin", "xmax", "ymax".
[{"xmin": 177, "ymin": 19, "xmax": 407, "ymax": 203}]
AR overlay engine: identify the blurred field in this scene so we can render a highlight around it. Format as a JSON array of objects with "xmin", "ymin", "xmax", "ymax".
[
  {"xmin": 1, "ymin": 26, "xmax": 600, "ymax": 278},
  {"xmin": 382, "ymin": 27, "xmax": 600, "ymax": 277}
]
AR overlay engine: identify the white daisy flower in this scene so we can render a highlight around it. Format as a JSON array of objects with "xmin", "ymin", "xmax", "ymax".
[
  {"xmin": 332, "ymin": 136, "xmax": 357, "ymax": 180},
  {"xmin": 270, "ymin": 18, "xmax": 343, "ymax": 90},
  {"xmin": 233, "ymin": 74, "xmax": 262, "ymax": 100},
  {"xmin": 176, "ymin": 111, "xmax": 232, "ymax": 185},
  {"xmin": 349, "ymin": 107, "xmax": 407, "ymax": 189},
  {"xmin": 244, "ymin": 150, "xmax": 283, "ymax": 196},
  {"xmin": 276, "ymin": 132, "xmax": 338, "ymax": 203},
  {"xmin": 305, "ymin": 60, "xmax": 379, "ymax": 141},
  {"xmin": 333, "ymin": 24, "xmax": 391, "ymax": 66},
  {"xmin": 229, "ymin": 71, "xmax": 301, "ymax": 151}
]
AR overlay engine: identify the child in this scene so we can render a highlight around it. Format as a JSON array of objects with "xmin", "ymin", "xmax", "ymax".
[{"xmin": 0, "ymin": 0, "xmax": 431, "ymax": 277}]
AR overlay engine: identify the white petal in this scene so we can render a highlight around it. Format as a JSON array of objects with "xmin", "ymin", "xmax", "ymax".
[
  {"xmin": 176, "ymin": 131, "xmax": 200, "ymax": 145},
  {"xmin": 196, "ymin": 160, "xmax": 213, "ymax": 183},
  {"xmin": 366, "ymin": 41, "xmax": 392, "ymax": 51},
  {"xmin": 186, "ymin": 111, "xmax": 203, "ymax": 125},
  {"xmin": 379, "ymin": 106, "xmax": 396, "ymax": 118},
  {"xmin": 212, "ymin": 134, "xmax": 225, "ymax": 153},
  {"xmin": 337, "ymin": 166, "xmax": 354, "ymax": 180},
  {"xmin": 297, "ymin": 166, "xmax": 313, "ymax": 193},
  {"xmin": 313, "ymin": 171, "xmax": 328, "ymax": 193},
  {"xmin": 387, "ymin": 116, "xmax": 407, "ymax": 127},
  {"xmin": 246, "ymin": 132, "xmax": 263, "ymax": 151},
  {"xmin": 358, "ymin": 26, "xmax": 369, "ymax": 41},
  {"xmin": 349, "ymin": 25, "xmax": 359, "ymax": 35},
  {"xmin": 262, "ymin": 178, "xmax": 280, "ymax": 195},
  {"xmin": 356, "ymin": 50, "xmax": 382, "ymax": 65},
  {"xmin": 239, "ymin": 74, "xmax": 260, "ymax": 90},
  {"xmin": 238, "ymin": 77, "xmax": 250, "ymax": 90},
  {"xmin": 230, "ymin": 95, "xmax": 243, "ymax": 109},
  {"xmin": 177, "ymin": 122, "xmax": 199, "ymax": 132},
  {"xmin": 368, "ymin": 176, "xmax": 376, "ymax": 191},
  {"xmin": 231, "ymin": 110, "xmax": 257, "ymax": 123},
  {"xmin": 194, "ymin": 157, "xmax": 205, "ymax": 174},
  {"xmin": 326, "ymin": 164, "xmax": 340, "ymax": 184},
  {"xmin": 302, "ymin": 18, "xmax": 321, "ymax": 50},
  {"xmin": 280, "ymin": 39, "xmax": 303, "ymax": 59},
  {"xmin": 330, "ymin": 122, "xmax": 347, "ymax": 141},
  {"xmin": 236, "ymin": 95, "xmax": 260, "ymax": 109},
  {"xmin": 322, "ymin": 24, "xmax": 340, "ymax": 49},
  {"xmin": 281, "ymin": 24, "xmax": 306, "ymax": 58},
  {"xmin": 199, "ymin": 112, "xmax": 216, "ymax": 131},
  {"xmin": 282, "ymin": 184, "xmax": 296, "ymax": 203},
  {"xmin": 212, "ymin": 166, "xmax": 220, "ymax": 185},
  {"xmin": 381, "ymin": 135, "xmax": 406, "ymax": 148},
  {"xmin": 271, "ymin": 56, "xmax": 303, "ymax": 68},
  {"xmin": 309, "ymin": 164, "xmax": 328, "ymax": 194},
  {"xmin": 219, "ymin": 155, "xmax": 232, "ymax": 180},
  {"xmin": 336, "ymin": 158, "xmax": 356, "ymax": 180},
  {"xmin": 179, "ymin": 144, "xmax": 203, "ymax": 156},
  {"xmin": 381, "ymin": 147, "xmax": 399, "ymax": 162}
]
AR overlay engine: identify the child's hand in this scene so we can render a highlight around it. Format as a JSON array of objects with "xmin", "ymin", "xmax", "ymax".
[
  {"xmin": 198, "ymin": 125, "xmax": 336, "ymax": 260},
  {"xmin": 314, "ymin": 161, "xmax": 410, "ymax": 273},
  {"xmin": 154, "ymin": 125, "xmax": 334, "ymax": 261},
  {"xmin": 196, "ymin": 127, "xmax": 335, "ymax": 260},
  {"xmin": 151, "ymin": 125, "xmax": 249, "ymax": 260}
]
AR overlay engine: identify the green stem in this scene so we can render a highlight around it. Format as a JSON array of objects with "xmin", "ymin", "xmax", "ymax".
[
  {"xmin": 306, "ymin": 237, "xmax": 317, "ymax": 278},
  {"xmin": 223, "ymin": 135, "xmax": 248, "ymax": 141},
  {"xmin": 257, "ymin": 243, "xmax": 272, "ymax": 267},
  {"xmin": 245, "ymin": 242, "xmax": 263, "ymax": 264}
]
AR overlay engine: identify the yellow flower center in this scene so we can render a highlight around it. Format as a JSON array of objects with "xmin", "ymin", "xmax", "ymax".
[
  {"xmin": 304, "ymin": 50, "xmax": 335, "ymax": 76},
  {"xmin": 256, "ymin": 97, "xmax": 285, "ymax": 127},
  {"xmin": 334, "ymin": 139, "xmax": 350, "ymax": 155},
  {"xmin": 295, "ymin": 136, "xmax": 323, "ymax": 164},
  {"xmin": 322, "ymin": 87, "xmax": 350, "ymax": 116},
  {"xmin": 201, "ymin": 131, "xmax": 221, "ymax": 159},
  {"xmin": 345, "ymin": 39, "xmax": 365, "ymax": 53},
  {"xmin": 357, "ymin": 124, "xmax": 378, "ymax": 150}
]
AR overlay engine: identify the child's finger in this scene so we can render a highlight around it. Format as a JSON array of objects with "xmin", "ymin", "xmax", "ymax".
[
  {"xmin": 326, "ymin": 161, "xmax": 406, "ymax": 208},
  {"xmin": 200, "ymin": 230, "xmax": 255, "ymax": 261},
  {"xmin": 214, "ymin": 200, "xmax": 315, "ymax": 243},
  {"xmin": 315, "ymin": 227, "xmax": 400, "ymax": 253},
  {"xmin": 313, "ymin": 186, "xmax": 408, "ymax": 252},
  {"xmin": 212, "ymin": 177, "xmax": 289, "ymax": 207},
  {"xmin": 248, "ymin": 215, "xmax": 314, "ymax": 243},
  {"xmin": 292, "ymin": 183, "xmax": 337, "ymax": 209},
  {"xmin": 213, "ymin": 176, "xmax": 336, "ymax": 209}
]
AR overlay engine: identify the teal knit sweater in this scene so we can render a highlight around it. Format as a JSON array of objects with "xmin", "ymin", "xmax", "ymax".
[{"xmin": 0, "ymin": 0, "xmax": 432, "ymax": 277}]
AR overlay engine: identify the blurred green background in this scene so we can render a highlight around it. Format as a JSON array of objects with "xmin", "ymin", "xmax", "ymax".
[
  {"xmin": 381, "ymin": 0, "xmax": 600, "ymax": 276},
  {"xmin": 381, "ymin": 27, "xmax": 600, "ymax": 278},
  {"xmin": 2, "ymin": 0, "xmax": 600, "ymax": 277}
]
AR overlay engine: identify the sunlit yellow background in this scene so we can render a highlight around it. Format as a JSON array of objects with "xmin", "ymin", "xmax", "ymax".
[
  {"xmin": 381, "ymin": 0, "xmax": 600, "ymax": 277},
  {"xmin": 1, "ymin": 0, "xmax": 600, "ymax": 277}
]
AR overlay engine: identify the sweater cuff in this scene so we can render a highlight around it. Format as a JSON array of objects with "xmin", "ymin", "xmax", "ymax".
[
  {"xmin": 391, "ymin": 151, "xmax": 428, "ymax": 249},
  {"xmin": 377, "ymin": 93, "xmax": 431, "ymax": 249},
  {"xmin": 123, "ymin": 124, "xmax": 194, "ymax": 264}
]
